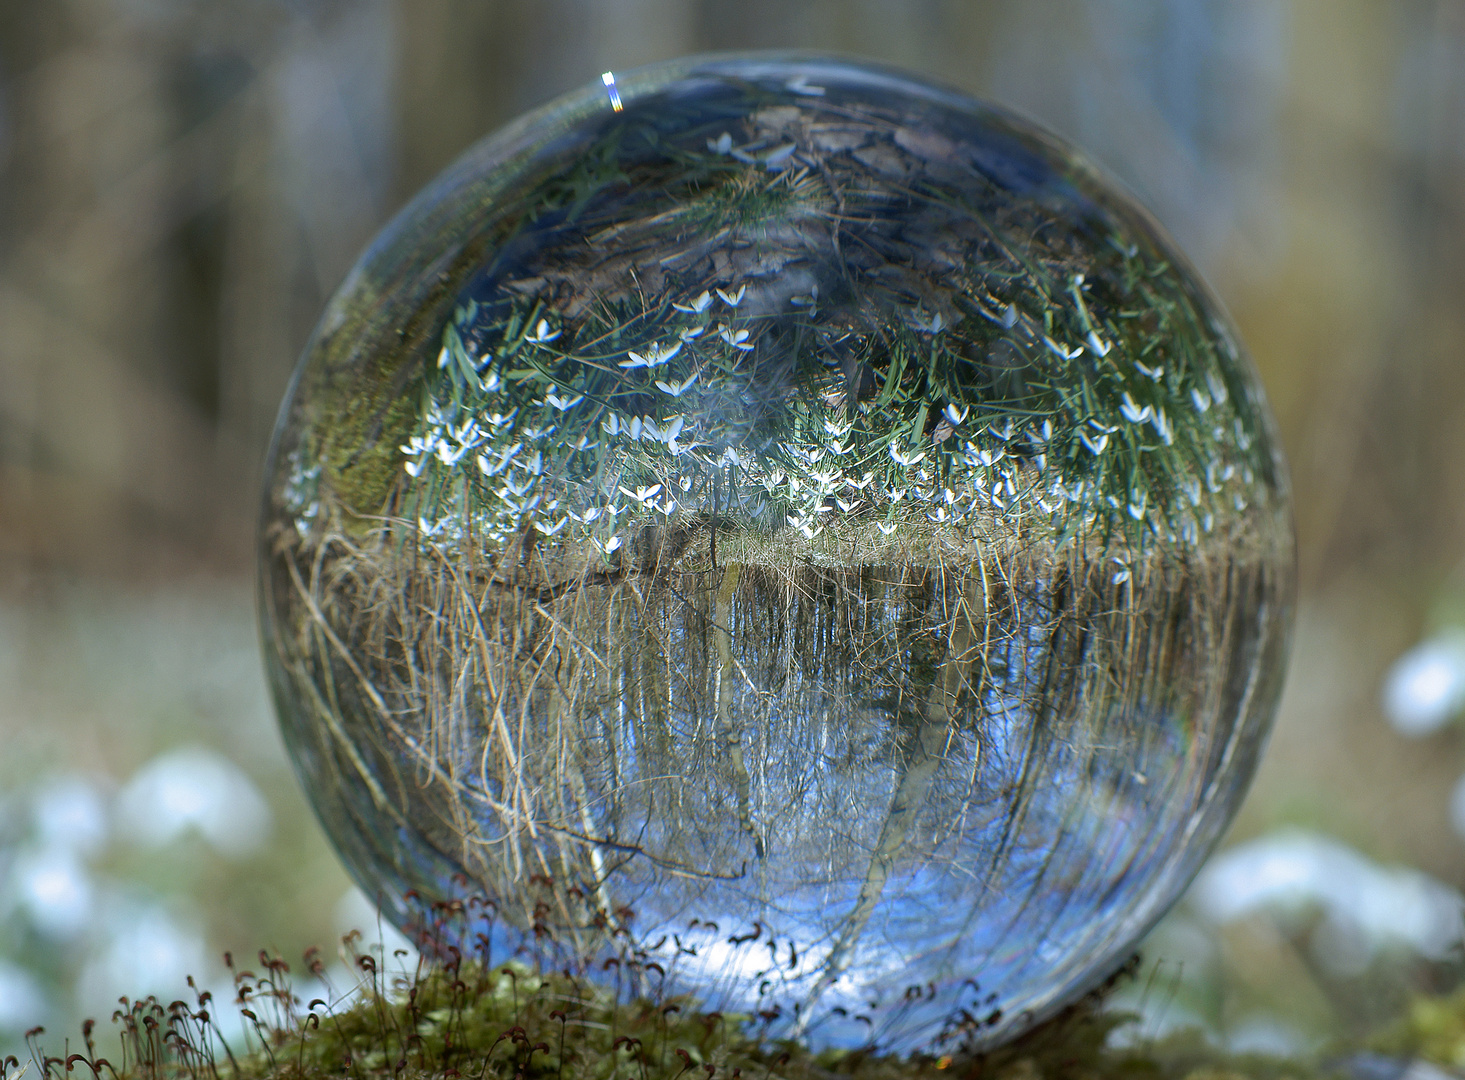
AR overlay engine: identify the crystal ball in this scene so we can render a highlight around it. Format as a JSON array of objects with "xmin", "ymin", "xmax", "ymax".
[{"xmin": 259, "ymin": 54, "xmax": 1294, "ymax": 1051}]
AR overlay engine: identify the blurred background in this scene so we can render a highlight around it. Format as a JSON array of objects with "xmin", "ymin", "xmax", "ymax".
[{"xmin": 4, "ymin": 0, "xmax": 1465, "ymax": 1059}]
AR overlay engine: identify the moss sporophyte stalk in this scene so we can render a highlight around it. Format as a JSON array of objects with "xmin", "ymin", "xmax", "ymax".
[{"xmin": 257, "ymin": 55, "xmax": 1295, "ymax": 1053}]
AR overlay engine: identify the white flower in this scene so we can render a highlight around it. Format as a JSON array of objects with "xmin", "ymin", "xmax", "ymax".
[
  {"xmin": 1192, "ymin": 830, "xmax": 1465, "ymax": 962},
  {"xmin": 620, "ymin": 341, "xmax": 682, "ymax": 368},
  {"xmin": 1191, "ymin": 387, "xmax": 1212, "ymax": 413},
  {"xmin": 1135, "ymin": 359, "xmax": 1163, "ymax": 381},
  {"xmin": 1120, "ymin": 392, "xmax": 1153, "ymax": 425},
  {"xmin": 525, "ymin": 318, "xmax": 561, "ymax": 344},
  {"xmin": 942, "ymin": 403, "xmax": 969, "ymax": 426},
  {"xmin": 889, "ymin": 444, "xmax": 927, "ymax": 466},
  {"xmin": 1206, "ymin": 459, "xmax": 1225, "ymax": 493},
  {"xmin": 1205, "ymin": 370, "xmax": 1230, "ymax": 405},
  {"xmin": 545, "ymin": 391, "xmax": 585, "ymax": 411},
  {"xmin": 1079, "ymin": 430, "xmax": 1109, "ymax": 455},
  {"xmin": 534, "ymin": 517, "xmax": 568, "ymax": 536},
  {"xmin": 435, "ymin": 442, "xmax": 468, "ymax": 466},
  {"xmin": 679, "ymin": 324, "xmax": 707, "ymax": 340},
  {"xmin": 450, "ymin": 418, "xmax": 483, "ymax": 446},
  {"xmin": 763, "ymin": 143, "xmax": 798, "ymax": 170},
  {"xmin": 707, "ymin": 132, "xmax": 734, "ymax": 155},
  {"xmin": 619, "ymin": 483, "xmax": 663, "ymax": 505},
  {"xmin": 1086, "ymin": 331, "xmax": 1111, "ymax": 357},
  {"xmin": 674, "ymin": 291, "xmax": 714, "ymax": 314},
  {"xmin": 877, "ymin": 521, "xmax": 899, "ymax": 535},
  {"xmin": 1150, "ymin": 407, "xmax": 1173, "ymax": 446},
  {"xmin": 913, "ymin": 310, "xmax": 944, "ymax": 334},
  {"xmin": 1043, "ymin": 336, "xmax": 1084, "ymax": 360},
  {"xmin": 718, "ymin": 325, "xmax": 753, "ymax": 351},
  {"xmin": 655, "ymin": 371, "xmax": 700, "ymax": 397},
  {"xmin": 716, "ymin": 285, "xmax": 747, "ymax": 308},
  {"xmin": 500, "ymin": 474, "xmax": 536, "ymax": 498}
]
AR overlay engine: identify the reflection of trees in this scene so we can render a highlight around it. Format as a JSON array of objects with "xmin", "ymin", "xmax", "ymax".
[{"xmin": 263, "ymin": 510, "xmax": 1289, "ymax": 1045}]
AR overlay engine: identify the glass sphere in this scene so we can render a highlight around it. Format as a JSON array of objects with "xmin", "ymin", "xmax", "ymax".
[{"xmin": 259, "ymin": 54, "xmax": 1294, "ymax": 1051}]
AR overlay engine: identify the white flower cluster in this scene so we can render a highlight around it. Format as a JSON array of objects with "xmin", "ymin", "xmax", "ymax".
[{"xmin": 392, "ymin": 276, "xmax": 1265, "ymax": 561}]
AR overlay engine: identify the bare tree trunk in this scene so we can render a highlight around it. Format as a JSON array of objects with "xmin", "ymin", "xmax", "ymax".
[{"xmin": 801, "ymin": 573, "xmax": 984, "ymax": 1016}]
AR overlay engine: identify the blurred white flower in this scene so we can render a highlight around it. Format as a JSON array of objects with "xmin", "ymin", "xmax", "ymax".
[
  {"xmin": 1222, "ymin": 1017, "xmax": 1311, "ymax": 1057},
  {"xmin": 118, "ymin": 747, "xmax": 271, "ymax": 858},
  {"xmin": 673, "ymin": 290, "xmax": 713, "ymax": 314},
  {"xmin": 1383, "ymin": 631, "xmax": 1465, "ymax": 736},
  {"xmin": 619, "ymin": 341, "xmax": 681, "ymax": 368},
  {"xmin": 14, "ymin": 848, "xmax": 94, "ymax": 939},
  {"xmin": 0, "ymin": 960, "xmax": 46, "ymax": 1030},
  {"xmin": 524, "ymin": 318, "xmax": 560, "ymax": 344},
  {"xmin": 77, "ymin": 900, "xmax": 207, "ymax": 1016},
  {"xmin": 1448, "ymin": 774, "xmax": 1465, "ymax": 842},
  {"xmin": 1193, "ymin": 829, "xmax": 1464, "ymax": 972},
  {"xmin": 715, "ymin": 285, "xmax": 746, "ymax": 308},
  {"xmin": 33, "ymin": 774, "xmax": 109, "ymax": 857}
]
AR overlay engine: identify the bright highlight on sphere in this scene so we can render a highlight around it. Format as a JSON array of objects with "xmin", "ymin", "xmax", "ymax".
[{"xmin": 259, "ymin": 54, "xmax": 1295, "ymax": 1051}]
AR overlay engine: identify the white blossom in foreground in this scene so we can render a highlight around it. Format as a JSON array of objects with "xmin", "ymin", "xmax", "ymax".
[{"xmin": 1384, "ymin": 631, "xmax": 1465, "ymax": 736}]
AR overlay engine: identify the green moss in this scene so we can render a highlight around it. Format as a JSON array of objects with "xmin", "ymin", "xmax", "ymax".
[
  {"xmin": 314, "ymin": 361, "xmax": 422, "ymax": 518},
  {"xmin": 1370, "ymin": 985, "xmax": 1465, "ymax": 1070},
  {"xmin": 13, "ymin": 947, "xmax": 1359, "ymax": 1080}
]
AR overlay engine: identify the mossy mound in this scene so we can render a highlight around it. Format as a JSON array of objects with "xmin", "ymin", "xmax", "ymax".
[{"xmin": 12, "ymin": 946, "xmax": 1374, "ymax": 1080}]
